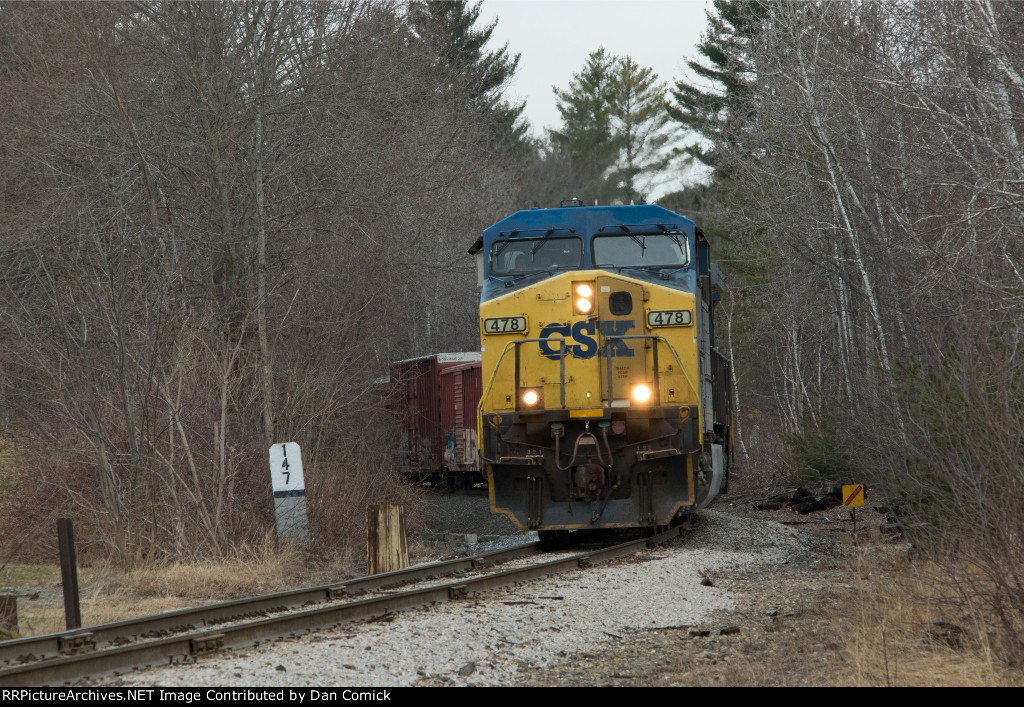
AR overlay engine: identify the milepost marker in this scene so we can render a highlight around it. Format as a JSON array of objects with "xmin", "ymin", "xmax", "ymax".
[{"xmin": 269, "ymin": 442, "xmax": 309, "ymax": 542}]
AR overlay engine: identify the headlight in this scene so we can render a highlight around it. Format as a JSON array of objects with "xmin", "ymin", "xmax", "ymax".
[
  {"xmin": 631, "ymin": 384, "xmax": 652, "ymax": 404},
  {"xmin": 520, "ymin": 387, "xmax": 543, "ymax": 408},
  {"xmin": 573, "ymin": 281, "xmax": 596, "ymax": 315}
]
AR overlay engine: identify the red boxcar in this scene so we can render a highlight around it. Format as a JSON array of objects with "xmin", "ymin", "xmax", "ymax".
[{"xmin": 389, "ymin": 352, "xmax": 483, "ymax": 488}]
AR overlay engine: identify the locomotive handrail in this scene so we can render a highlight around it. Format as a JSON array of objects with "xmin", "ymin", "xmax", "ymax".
[
  {"xmin": 477, "ymin": 336, "xmax": 569, "ymax": 445},
  {"xmin": 476, "ymin": 333, "xmax": 700, "ymax": 441},
  {"xmin": 600, "ymin": 334, "xmax": 700, "ymax": 409}
]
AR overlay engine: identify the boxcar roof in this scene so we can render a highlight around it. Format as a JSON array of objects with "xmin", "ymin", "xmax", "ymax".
[{"xmin": 391, "ymin": 351, "xmax": 481, "ymax": 366}]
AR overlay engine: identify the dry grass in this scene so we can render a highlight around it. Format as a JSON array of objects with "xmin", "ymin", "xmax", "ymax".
[
  {"xmin": 3, "ymin": 562, "xmax": 200, "ymax": 637},
  {"xmin": 843, "ymin": 549, "xmax": 1021, "ymax": 687},
  {"xmin": 1, "ymin": 519, "xmax": 459, "ymax": 639},
  {"xmin": 0, "ymin": 563, "xmax": 64, "ymax": 587},
  {"xmin": 125, "ymin": 538, "xmax": 358, "ymax": 600},
  {"xmin": 2, "ymin": 537, "xmax": 367, "ymax": 637},
  {"xmin": 17, "ymin": 593, "xmax": 198, "ymax": 637}
]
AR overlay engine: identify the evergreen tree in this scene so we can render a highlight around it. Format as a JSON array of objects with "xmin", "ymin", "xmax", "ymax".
[
  {"xmin": 549, "ymin": 48, "xmax": 671, "ymax": 205},
  {"xmin": 409, "ymin": 0, "xmax": 528, "ymax": 150},
  {"xmin": 610, "ymin": 56, "xmax": 670, "ymax": 203},
  {"xmin": 666, "ymin": 0, "xmax": 767, "ymax": 173},
  {"xmin": 548, "ymin": 47, "xmax": 620, "ymax": 204}
]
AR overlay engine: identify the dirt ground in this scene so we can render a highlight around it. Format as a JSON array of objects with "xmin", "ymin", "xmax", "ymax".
[
  {"xmin": 3, "ymin": 495, "xmax": 1019, "ymax": 686},
  {"xmin": 508, "ymin": 503, "xmax": 858, "ymax": 686},
  {"xmin": 516, "ymin": 501, "xmax": 1019, "ymax": 687}
]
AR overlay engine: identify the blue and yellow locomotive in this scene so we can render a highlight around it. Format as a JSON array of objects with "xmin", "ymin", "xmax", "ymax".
[{"xmin": 469, "ymin": 201, "xmax": 732, "ymax": 540}]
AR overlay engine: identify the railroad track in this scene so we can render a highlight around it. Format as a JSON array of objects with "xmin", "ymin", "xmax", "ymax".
[{"xmin": 0, "ymin": 526, "xmax": 685, "ymax": 687}]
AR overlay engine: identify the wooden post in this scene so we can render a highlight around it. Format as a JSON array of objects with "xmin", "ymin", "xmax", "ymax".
[
  {"xmin": 366, "ymin": 504, "xmax": 409, "ymax": 575},
  {"xmin": 57, "ymin": 518, "xmax": 82, "ymax": 631},
  {"xmin": 0, "ymin": 596, "xmax": 17, "ymax": 639}
]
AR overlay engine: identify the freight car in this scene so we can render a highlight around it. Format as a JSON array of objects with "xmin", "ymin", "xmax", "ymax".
[
  {"xmin": 389, "ymin": 353, "xmax": 484, "ymax": 490},
  {"xmin": 469, "ymin": 201, "xmax": 732, "ymax": 541}
]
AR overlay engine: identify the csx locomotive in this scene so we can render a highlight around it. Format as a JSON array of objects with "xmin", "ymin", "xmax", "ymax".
[{"xmin": 469, "ymin": 201, "xmax": 732, "ymax": 541}]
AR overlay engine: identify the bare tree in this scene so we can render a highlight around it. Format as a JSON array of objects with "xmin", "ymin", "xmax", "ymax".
[
  {"xmin": 0, "ymin": 0, "xmax": 522, "ymax": 563},
  {"xmin": 680, "ymin": 0, "xmax": 1024, "ymax": 659}
]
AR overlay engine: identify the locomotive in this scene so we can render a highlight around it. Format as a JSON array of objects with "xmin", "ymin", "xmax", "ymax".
[{"xmin": 469, "ymin": 200, "xmax": 732, "ymax": 541}]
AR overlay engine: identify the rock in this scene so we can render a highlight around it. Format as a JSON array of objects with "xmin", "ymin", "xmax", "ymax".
[
  {"xmin": 794, "ymin": 497, "xmax": 833, "ymax": 514},
  {"xmin": 275, "ymin": 665, "xmax": 286, "ymax": 672},
  {"xmin": 793, "ymin": 487, "xmax": 812, "ymax": 502},
  {"xmin": 458, "ymin": 662, "xmax": 476, "ymax": 677}
]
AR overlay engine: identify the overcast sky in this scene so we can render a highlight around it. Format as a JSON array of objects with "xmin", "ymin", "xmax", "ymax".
[{"xmin": 479, "ymin": 0, "xmax": 714, "ymax": 138}]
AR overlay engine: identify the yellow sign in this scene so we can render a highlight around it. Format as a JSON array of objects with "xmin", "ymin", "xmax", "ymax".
[{"xmin": 843, "ymin": 484, "xmax": 865, "ymax": 508}]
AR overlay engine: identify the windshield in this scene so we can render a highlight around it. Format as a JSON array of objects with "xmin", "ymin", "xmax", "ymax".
[
  {"xmin": 592, "ymin": 233, "xmax": 690, "ymax": 268},
  {"xmin": 490, "ymin": 237, "xmax": 583, "ymax": 275}
]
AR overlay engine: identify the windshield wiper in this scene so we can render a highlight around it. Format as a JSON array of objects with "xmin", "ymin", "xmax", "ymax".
[
  {"xmin": 497, "ymin": 263, "xmax": 580, "ymax": 287},
  {"xmin": 627, "ymin": 234, "xmax": 647, "ymax": 252},
  {"xmin": 594, "ymin": 263, "xmax": 682, "ymax": 279},
  {"xmin": 500, "ymin": 270, "xmax": 550, "ymax": 288}
]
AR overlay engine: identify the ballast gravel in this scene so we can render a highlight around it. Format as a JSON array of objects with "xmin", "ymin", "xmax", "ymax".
[{"xmin": 106, "ymin": 509, "xmax": 806, "ymax": 687}]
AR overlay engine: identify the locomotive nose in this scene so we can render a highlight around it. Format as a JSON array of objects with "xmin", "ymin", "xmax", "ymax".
[{"xmin": 592, "ymin": 276, "xmax": 652, "ymax": 407}]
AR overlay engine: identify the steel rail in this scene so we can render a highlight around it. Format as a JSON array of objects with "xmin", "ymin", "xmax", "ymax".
[
  {"xmin": 0, "ymin": 542, "xmax": 539, "ymax": 674},
  {"xmin": 0, "ymin": 527, "xmax": 683, "ymax": 687}
]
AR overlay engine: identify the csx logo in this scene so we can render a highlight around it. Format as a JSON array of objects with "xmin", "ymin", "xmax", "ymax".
[{"xmin": 539, "ymin": 320, "xmax": 635, "ymax": 360}]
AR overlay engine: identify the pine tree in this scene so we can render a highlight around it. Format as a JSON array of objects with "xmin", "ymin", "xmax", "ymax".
[
  {"xmin": 549, "ymin": 49, "xmax": 672, "ymax": 205},
  {"xmin": 666, "ymin": 0, "xmax": 766, "ymax": 173},
  {"xmin": 610, "ymin": 56, "xmax": 670, "ymax": 203},
  {"xmin": 548, "ymin": 47, "xmax": 620, "ymax": 204},
  {"xmin": 409, "ymin": 0, "xmax": 528, "ymax": 149}
]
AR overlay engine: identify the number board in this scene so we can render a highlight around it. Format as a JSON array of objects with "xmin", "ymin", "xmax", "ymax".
[
  {"xmin": 269, "ymin": 442, "xmax": 305, "ymax": 493},
  {"xmin": 647, "ymin": 310, "xmax": 692, "ymax": 327},
  {"xmin": 484, "ymin": 316, "xmax": 527, "ymax": 334}
]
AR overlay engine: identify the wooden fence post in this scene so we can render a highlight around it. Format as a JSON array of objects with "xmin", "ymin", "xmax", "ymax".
[
  {"xmin": 366, "ymin": 504, "xmax": 409, "ymax": 575},
  {"xmin": 0, "ymin": 595, "xmax": 18, "ymax": 639}
]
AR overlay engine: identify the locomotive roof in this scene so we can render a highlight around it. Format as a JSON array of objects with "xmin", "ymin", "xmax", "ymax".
[{"xmin": 480, "ymin": 203, "xmax": 695, "ymax": 247}]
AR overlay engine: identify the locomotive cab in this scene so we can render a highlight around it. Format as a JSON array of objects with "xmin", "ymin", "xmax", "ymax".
[{"xmin": 473, "ymin": 204, "xmax": 732, "ymax": 535}]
